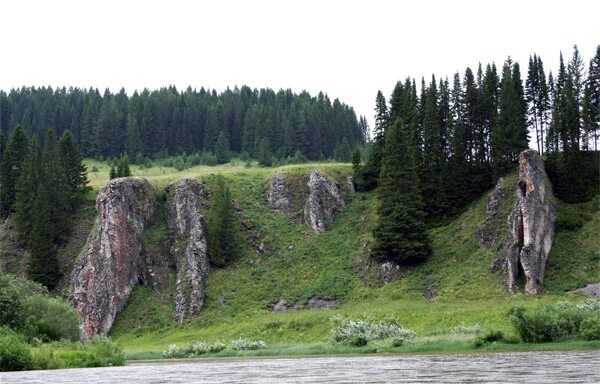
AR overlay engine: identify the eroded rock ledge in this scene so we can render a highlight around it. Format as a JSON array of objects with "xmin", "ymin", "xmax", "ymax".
[
  {"xmin": 165, "ymin": 178, "xmax": 210, "ymax": 322},
  {"xmin": 71, "ymin": 178, "xmax": 156, "ymax": 339},
  {"xmin": 506, "ymin": 150, "xmax": 557, "ymax": 295}
]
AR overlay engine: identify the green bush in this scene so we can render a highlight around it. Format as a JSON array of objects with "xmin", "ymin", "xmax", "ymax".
[
  {"xmin": 0, "ymin": 276, "xmax": 27, "ymax": 330},
  {"xmin": 25, "ymin": 295, "xmax": 81, "ymax": 342},
  {"xmin": 0, "ymin": 330, "xmax": 35, "ymax": 372},
  {"xmin": 230, "ymin": 338, "xmax": 267, "ymax": 351},
  {"xmin": 473, "ymin": 330, "xmax": 507, "ymax": 348},
  {"xmin": 61, "ymin": 338, "xmax": 125, "ymax": 368},
  {"xmin": 580, "ymin": 317, "xmax": 600, "ymax": 341},
  {"xmin": 509, "ymin": 300, "xmax": 600, "ymax": 343},
  {"xmin": 330, "ymin": 317, "xmax": 414, "ymax": 346},
  {"xmin": 162, "ymin": 344, "xmax": 186, "ymax": 358}
]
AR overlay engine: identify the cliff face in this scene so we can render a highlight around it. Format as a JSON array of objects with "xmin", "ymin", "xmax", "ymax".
[
  {"xmin": 165, "ymin": 179, "xmax": 210, "ymax": 323},
  {"xmin": 506, "ymin": 150, "xmax": 557, "ymax": 294},
  {"xmin": 71, "ymin": 178, "xmax": 156, "ymax": 339}
]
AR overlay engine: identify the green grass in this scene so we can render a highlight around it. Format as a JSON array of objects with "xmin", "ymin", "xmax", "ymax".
[{"xmin": 80, "ymin": 159, "xmax": 599, "ymax": 359}]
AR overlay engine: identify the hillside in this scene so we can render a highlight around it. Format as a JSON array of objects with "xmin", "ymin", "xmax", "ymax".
[{"xmin": 69, "ymin": 160, "xmax": 598, "ymax": 357}]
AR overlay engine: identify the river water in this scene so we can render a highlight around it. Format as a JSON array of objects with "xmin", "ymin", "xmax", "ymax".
[{"xmin": 2, "ymin": 350, "xmax": 599, "ymax": 383}]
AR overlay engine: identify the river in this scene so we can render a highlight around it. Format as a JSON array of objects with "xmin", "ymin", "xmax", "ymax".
[{"xmin": 2, "ymin": 350, "xmax": 599, "ymax": 383}]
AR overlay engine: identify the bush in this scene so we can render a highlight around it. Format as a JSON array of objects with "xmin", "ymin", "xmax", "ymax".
[
  {"xmin": 61, "ymin": 338, "xmax": 125, "ymax": 368},
  {"xmin": 473, "ymin": 330, "xmax": 507, "ymax": 348},
  {"xmin": 580, "ymin": 317, "xmax": 600, "ymax": 340},
  {"xmin": 330, "ymin": 317, "xmax": 414, "ymax": 346},
  {"xmin": 162, "ymin": 344, "xmax": 186, "ymax": 358},
  {"xmin": 0, "ymin": 330, "xmax": 35, "ymax": 371},
  {"xmin": 25, "ymin": 295, "xmax": 81, "ymax": 342},
  {"xmin": 451, "ymin": 323, "xmax": 482, "ymax": 335},
  {"xmin": 509, "ymin": 300, "xmax": 600, "ymax": 343},
  {"xmin": 162, "ymin": 341, "xmax": 227, "ymax": 358},
  {"xmin": 230, "ymin": 338, "xmax": 267, "ymax": 351}
]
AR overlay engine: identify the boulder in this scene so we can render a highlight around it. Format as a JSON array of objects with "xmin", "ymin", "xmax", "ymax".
[
  {"xmin": 71, "ymin": 178, "xmax": 156, "ymax": 339},
  {"xmin": 573, "ymin": 283, "xmax": 600, "ymax": 297},
  {"xmin": 307, "ymin": 297, "xmax": 337, "ymax": 309},
  {"xmin": 303, "ymin": 171, "xmax": 345, "ymax": 233},
  {"xmin": 506, "ymin": 150, "xmax": 557, "ymax": 295},
  {"xmin": 165, "ymin": 179, "xmax": 210, "ymax": 322}
]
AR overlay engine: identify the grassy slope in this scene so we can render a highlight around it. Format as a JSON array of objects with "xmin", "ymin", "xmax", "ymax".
[{"xmin": 82, "ymin": 160, "xmax": 599, "ymax": 356}]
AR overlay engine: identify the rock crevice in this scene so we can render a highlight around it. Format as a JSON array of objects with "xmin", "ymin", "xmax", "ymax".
[{"xmin": 71, "ymin": 178, "xmax": 156, "ymax": 339}]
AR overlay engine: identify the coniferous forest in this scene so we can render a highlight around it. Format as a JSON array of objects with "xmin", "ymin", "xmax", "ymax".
[{"xmin": 0, "ymin": 86, "xmax": 368, "ymax": 163}]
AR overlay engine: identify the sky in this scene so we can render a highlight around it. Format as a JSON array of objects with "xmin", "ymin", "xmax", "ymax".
[{"xmin": 1, "ymin": 0, "xmax": 599, "ymax": 131}]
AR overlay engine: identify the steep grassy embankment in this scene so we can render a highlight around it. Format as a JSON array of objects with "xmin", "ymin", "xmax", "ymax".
[{"xmin": 89, "ymin": 160, "xmax": 599, "ymax": 358}]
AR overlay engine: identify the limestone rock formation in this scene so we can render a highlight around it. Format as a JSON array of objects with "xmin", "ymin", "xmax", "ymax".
[
  {"xmin": 165, "ymin": 179, "xmax": 210, "ymax": 322},
  {"xmin": 266, "ymin": 173, "xmax": 292, "ymax": 214},
  {"xmin": 267, "ymin": 171, "xmax": 345, "ymax": 233},
  {"xmin": 71, "ymin": 178, "xmax": 156, "ymax": 339},
  {"xmin": 303, "ymin": 171, "xmax": 345, "ymax": 233},
  {"xmin": 506, "ymin": 150, "xmax": 557, "ymax": 295}
]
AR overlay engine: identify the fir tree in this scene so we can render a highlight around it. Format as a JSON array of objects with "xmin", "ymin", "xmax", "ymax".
[
  {"xmin": 58, "ymin": 130, "xmax": 89, "ymax": 211},
  {"xmin": 372, "ymin": 118, "xmax": 431, "ymax": 264},
  {"xmin": 0, "ymin": 125, "xmax": 29, "ymax": 217},
  {"xmin": 207, "ymin": 176, "xmax": 240, "ymax": 267},
  {"xmin": 214, "ymin": 130, "xmax": 231, "ymax": 164},
  {"xmin": 256, "ymin": 138, "xmax": 272, "ymax": 167},
  {"xmin": 13, "ymin": 138, "xmax": 41, "ymax": 244}
]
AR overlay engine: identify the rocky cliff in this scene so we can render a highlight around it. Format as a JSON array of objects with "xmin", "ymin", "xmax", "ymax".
[
  {"xmin": 267, "ymin": 170, "xmax": 345, "ymax": 233},
  {"xmin": 71, "ymin": 178, "xmax": 156, "ymax": 339},
  {"xmin": 165, "ymin": 179, "xmax": 210, "ymax": 322},
  {"xmin": 506, "ymin": 150, "xmax": 557, "ymax": 294}
]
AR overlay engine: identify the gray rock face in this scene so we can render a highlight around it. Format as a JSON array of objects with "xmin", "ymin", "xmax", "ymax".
[
  {"xmin": 272, "ymin": 298, "xmax": 288, "ymax": 312},
  {"xmin": 506, "ymin": 150, "xmax": 557, "ymax": 295},
  {"xmin": 71, "ymin": 178, "xmax": 156, "ymax": 339},
  {"xmin": 303, "ymin": 171, "xmax": 345, "ymax": 233},
  {"xmin": 165, "ymin": 179, "xmax": 210, "ymax": 323},
  {"xmin": 574, "ymin": 283, "xmax": 600, "ymax": 297},
  {"xmin": 307, "ymin": 297, "xmax": 337, "ymax": 309},
  {"xmin": 266, "ymin": 173, "xmax": 292, "ymax": 213}
]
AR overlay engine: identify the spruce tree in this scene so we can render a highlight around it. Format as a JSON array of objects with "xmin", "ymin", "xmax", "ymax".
[
  {"xmin": 13, "ymin": 138, "xmax": 41, "ymax": 244},
  {"xmin": 207, "ymin": 176, "xmax": 240, "ymax": 267},
  {"xmin": 256, "ymin": 138, "xmax": 272, "ymax": 166},
  {"xmin": 58, "ymin": 130, "xmax": 89, "ymax": 211},
  {"xmin": 372, "ymin": 118, "xmax": 431, "ymax": 264},
  {"xmin": 0, "ymin": 126, "xmax": 29, "ymax": 217},
  {"xmin": 214, "ymin": 130, "xmax": 231, "ymax": 164},
  {"xmin": 27, "ymin": 182, "xmax": 60, "ymax": 289}
]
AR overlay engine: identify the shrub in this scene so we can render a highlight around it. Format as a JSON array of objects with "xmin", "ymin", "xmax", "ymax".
[
  {"xmin": 25, "ymin": 295, "xmax": 81, "ymax": 342},
  {"xmin": 208, "ymin": 342, "xmax": 226, "ymax": 353},
  {"xmin": 509, "ymin": 300, "xmax": 600, "ymax": 343},
  {"xmin": 0, "ymin": 331, "xmax": 35, "ymax": 371},
  {"xmin": 62, "ymin": 338, "xmax": 125, "ymax": 368},
  {"xmin": 330, "ymin": 317, "xmax": 414, "ymax": 346},
  {"xmin": 580, "ymin": 317, "xmax": 600, "ymax": 341},
  {"xmin": 230, "ymin": 338, "xmax": 267, "ymax": 351},
  {"xmin": 473, "ymin": 330, "xmax": 507, "ymax": 348},
  {"xmin": 162, "ymin": 344, "xmax": 186, "ymax": 358}
]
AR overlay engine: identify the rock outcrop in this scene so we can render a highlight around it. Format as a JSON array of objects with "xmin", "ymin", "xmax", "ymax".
[
  {"xmin": 267, "ymin": 171, "xmax": 345, "ymax": 233},
  {"xmin": 71, "ymin": 178, "xmax": 156, "ymax": 339},
  {"xmin": 165, "ymin": 179, "xmax": 210, "ymax": 322},
  {"xmin": 267, "ymin": 173, "xmax": 292, "ymax": 214},
  {"xmin": 303, "ymin": 171, "xmax": 345, "ymax": 233},
  {"xmin": 506, "ymin": 150, "xmax": 557, "ymax": 295},
  {"xmin": 477, "ymin": 177, "xmax": 509, "ymax": 248}
]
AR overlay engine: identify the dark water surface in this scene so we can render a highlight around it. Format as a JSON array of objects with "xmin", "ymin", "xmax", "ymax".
[{"xmin": 2, "ymin": 350, "xmax": 599, "ymax": 383}]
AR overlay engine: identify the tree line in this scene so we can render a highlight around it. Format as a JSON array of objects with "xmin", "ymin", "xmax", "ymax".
[
  {"xmin": 0, "ymin": 86, "xmax": 368, "ymax": 163},
  {"xmin": 0, "ymin": 127, "xmax": 89, "ymax": 288},
  {"xmin": 361, "ymin": 44, "xmax": 600, "ymax": 265}
]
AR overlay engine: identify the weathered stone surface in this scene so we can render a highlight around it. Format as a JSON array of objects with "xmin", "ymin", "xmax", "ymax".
[
  {"xmin": 303, "ymin": 171, "xmax": 345, "ymax": 233},
  {"xmin": 71, "ymin": 178, "xmax": 156, "ymax": 339},
  {"xmin": 574, "ymin": 283, "xmax": 600, "ymax": 297},
  {"xmin": 477, "ymin": 178, "xmax": 509, "ymax": 248},
  {"xmin": 272, "ymin": 298, "xmax": 288, "ymax": 312},
  {"xmin": 307, "ymin": 297, "xmax": 337, "ymax": 309},
  {"xmin": 267, "ymin": 173, "xmax": 292, "ymax": 213},
  {"xmin": 506, "ymin": 150, "xmax": 557, "ymax": 295},
  {"xmin": 165, "ymin": 178, "xmax": 210, "ymax": 323},
  {"xmin": 346, "ymin": 176, "xmax": 355, "ymax": 193}
]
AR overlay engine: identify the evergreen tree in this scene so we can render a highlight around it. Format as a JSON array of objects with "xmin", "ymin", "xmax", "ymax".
[
  {"xmin": 13, "ymin": 138, "xmax": 41, "ymax": 243},
  {"xmin": 372, "ymin": 118, "xmax": 431, "ymax": 264},
  {"xmin": 256, "ymin": 137, "xmax": 272, "ymax": 167},
  {"xmin": 42, "ymin": 129, "xmax": 70, "ymax": 241},
  {"xmin": 116, "ymin": 154, "xmax": 131, "ymax": 177},
  {"xmin": 214, "ymin": 130, "xmax": 231, "ymax": 164},
  {"xmin": 0, "ymin": 125, "xmax": 29, "ymax": 217},
  {"xmin": 207, "ymin": 175, "xmax": 240, "ymax": 267},
  {"xmin": 27, "ymin": 181, "xmax": 60, "ymax": 289},
  {"xmin": 109, "ymin": 165, "xmax": 117, "ymax": 180},
  {"xmin": 588, "ymin": 46, "xmax": 600, "ymax": 150},
  {"xmin": 58, "ymin": 130, "xmax": 89, "ymax": 211}
]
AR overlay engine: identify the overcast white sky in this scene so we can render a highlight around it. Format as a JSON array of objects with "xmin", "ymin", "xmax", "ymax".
[{"xmin": 1, "ymin": 0, "xmax": 598, "ymax": 129}]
